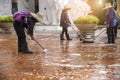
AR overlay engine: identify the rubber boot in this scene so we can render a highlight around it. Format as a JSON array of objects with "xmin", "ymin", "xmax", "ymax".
[
  {"xmin": 60, "ymin": 34, "xmax": 65, "ymax": 40},
  {"xmin": 22, "ymin": 42, "xmax": 33, "ymax": 54},
  {"xmin": 66, "ymin": 34, "xmax": 72, "ymax": 40}
]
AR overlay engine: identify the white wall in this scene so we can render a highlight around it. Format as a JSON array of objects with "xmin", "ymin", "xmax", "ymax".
[
  {"xmin": 17, "ymin": 0, "xmax": 35, "ymax": 12},
  {"xmin": 39, "ymin": 0, "xmax": 65, "ymax": 25},
  {"xmin": 0, "ymin": 0, "xmax": 12, "ymax": 15}
]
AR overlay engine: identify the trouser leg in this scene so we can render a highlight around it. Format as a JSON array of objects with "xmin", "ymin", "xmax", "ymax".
[
  {"xmin": 18, "ymin": 39, "xmax": 23, "ymax": 52},
  {"xmin": 65, "ymin": 27, "xmax": 72, "ymax": 40},
  {"xmin": 13, "ymin": 21, "xmax": 33, "ymax": 53},
  {"xmin": 107, "ymin": 27, "xmax": 115, "ymax": 43},
  {"xmin": 107, "ymin": 28, "xmax": 111, "ymax": 43},
  {"xmin": 114, "ymin": 24, "xmax": 118, "ymax": 38},
  {"xmin": 111, "ymin": 27, "xmax": 115, "ymax": 43},
  {"xmin": 60, "ymin": 27, "xmax": 65, "ymax": 40}
]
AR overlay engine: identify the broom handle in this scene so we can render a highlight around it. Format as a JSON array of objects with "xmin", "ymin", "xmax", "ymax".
[
  {"xmin": 34, "ymin": 39, "xmax": 45, "ymax": 50},
  {"xmin": 94, "ymin": 28, "xmax": 106, "ymax": 40},
  {"xmin": 25, "ymin": 22, "xmax": 45, "ymax": 50}
]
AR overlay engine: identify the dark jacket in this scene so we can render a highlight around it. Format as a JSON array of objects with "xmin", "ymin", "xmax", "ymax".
[
  {"xmin": 60, "ymin": 10, "xmax": 71, "ymax": 27},
  {"xmin": 26, "ymin": 17, "xmax": 37, "ymax": 36}
]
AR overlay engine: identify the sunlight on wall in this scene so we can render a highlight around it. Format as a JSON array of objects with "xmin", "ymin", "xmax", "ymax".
[
  {"xmin": 39, "ymin": 0, "xmax": 91, "ymax": 25},
  {"xmin": 98, "ymin": 0, "xmax": 102, "ymax": 5},
  {"xmin": 58, "ymin": 0, "xmax": 91, "ymax": 21}
]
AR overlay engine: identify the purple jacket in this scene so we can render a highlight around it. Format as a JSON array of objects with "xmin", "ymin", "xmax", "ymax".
[
  {"xmin": 13, "ymin": 12, "xmax": 30, "ymax": 22},
  {"xmin": 13, "ymin": 12, "xmax": 37, "ymax": 36}
]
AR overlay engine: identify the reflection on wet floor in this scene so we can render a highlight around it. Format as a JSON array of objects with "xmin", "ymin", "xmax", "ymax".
[{"xmin": 0, "ymin": 31, "xmax": 120, "ymax": 80}]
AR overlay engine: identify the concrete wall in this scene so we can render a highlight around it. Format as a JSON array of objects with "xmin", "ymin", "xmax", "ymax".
[{"xmin": 0, "ymin": 0, "xmax": 12, "ymax": 15}]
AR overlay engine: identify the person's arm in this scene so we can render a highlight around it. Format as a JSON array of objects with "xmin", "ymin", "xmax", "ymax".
[
  {"xmin": 26, "ymin": 17, "xmax": 36, "ymax": 40},
  {"xmin": 108, "ymin": 9, "xmax": 117, "ymax": 27},
  {"xmin": 64, "ymin": 11, "xmax": 71, "ymax": 24},
  {"xmin": 30, "ymin": 36, "xmax": 35, "ymax": 40},
  {"xmin": 105, "ymin": 9, "xmax": 113, "ymax": 27},
  {"xmin": 61, "ymin": 11, "xmax": 66, "ymax": 24}
]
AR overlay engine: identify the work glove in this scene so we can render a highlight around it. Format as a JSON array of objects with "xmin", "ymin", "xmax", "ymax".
[
  {"xmin": 106, "ymin": 24, "xmax": 109, "ymax": 28},
  {"xmin": 30, "ymin": 36, "xmax": 35, "ymax": 40},
  {"xmin": 67, "ymin": 23, "xmax": 71, "ymax": 27},
  {"xmin": 26, "ymin": 30, "xmax": 29, "ymax": 34}
]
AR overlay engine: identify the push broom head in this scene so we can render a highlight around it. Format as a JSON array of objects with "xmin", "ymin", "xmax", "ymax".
[{"xmin": 42, "ymin": 49, "xmax": 48, "ymax": 53}]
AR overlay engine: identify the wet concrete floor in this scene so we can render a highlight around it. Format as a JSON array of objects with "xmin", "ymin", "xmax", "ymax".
[{"xmin": 0, "ymin": 29, "xmax": 120, "ymax": 80}]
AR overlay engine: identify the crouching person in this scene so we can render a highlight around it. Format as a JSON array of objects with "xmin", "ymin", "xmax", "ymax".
[{"xmin": 13, "ymin": 12, "xmax": 37, "ymax": 54}]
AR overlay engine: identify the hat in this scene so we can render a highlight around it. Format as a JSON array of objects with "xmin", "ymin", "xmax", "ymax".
[
  {"xmin": 63, "ymin": 6, "xmax": 71, "ymax": 10},
  {"xmin": 37, "ymin": 12, "xmax": 44, "ymax": 19},
  {"xmin": 103, "ymin": 3, "xmax": 114, "ymax": 9},
  {"xmin": 30, "ymin": 12, "xmax": 47, "ymax": 25}
]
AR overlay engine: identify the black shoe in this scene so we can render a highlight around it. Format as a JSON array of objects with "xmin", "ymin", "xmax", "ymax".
[
  {"xmin": 67, "ymin": 38, "xmax": 72, "ymax": 40},
  {"xmin": 23, "ymin": 50, "xmax": 33, "ymax": 54},
  {"xmin": 66, "ymin": 34, "xmax": 72, "ymax": 40},
  {"xmin": 112, "ymin": 42, "xmax": 115, "ymax": 44},
  {"xmin": 60, "ymin": 38, "xmax": 65, "ymax": 40},
  {"xmin": 105, "ymin": 42, "xmax": 110, "ymax": 44},
  {"xmin": 18, "ymin": 50, "xmax": 23, "ymax": 52}
]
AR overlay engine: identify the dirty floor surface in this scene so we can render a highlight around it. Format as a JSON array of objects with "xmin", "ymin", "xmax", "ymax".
[{"xmin": 0, "ymin": 30, "xmax": 120, "ymax": 80}]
